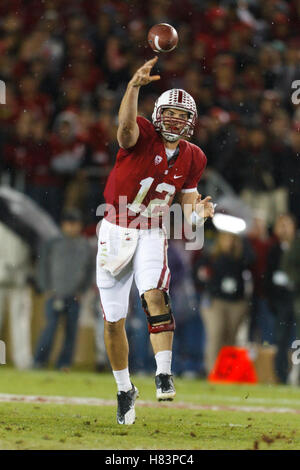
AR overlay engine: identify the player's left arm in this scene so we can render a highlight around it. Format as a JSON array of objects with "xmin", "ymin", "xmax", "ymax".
[{"xmin": 179, "ymin": 191, "xmax": 215, "ymax": 227}]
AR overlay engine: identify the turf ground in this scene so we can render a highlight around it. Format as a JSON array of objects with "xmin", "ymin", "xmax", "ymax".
[{"xmin": 0, "ymin": 367, "xmax": 300, "ymax": 450}]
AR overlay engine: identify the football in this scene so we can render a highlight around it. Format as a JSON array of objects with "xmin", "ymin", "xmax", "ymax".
[{"xmin": 148, "ymin": 23, "xmax": 178, "ymax": 53}]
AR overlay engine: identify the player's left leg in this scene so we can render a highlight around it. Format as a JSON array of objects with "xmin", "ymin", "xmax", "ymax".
[
  {"xmin": 142, "ymin": 289, "xmax": 174, "ymax": 355},
  {"xmin": 142, "ymin": 288, "xmax": 176, "ymax": 401},
  {"xmin": 133, "ymin": 227, "xmax": 176, "ymax": 401}
]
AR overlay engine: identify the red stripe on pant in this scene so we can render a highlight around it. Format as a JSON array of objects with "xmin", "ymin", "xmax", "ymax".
[
  {"xmin": 164, "ymin": 272, "xmax": 171, "ymax": 291},
  {"xmin": 99, "ymin": 296, "xmax": 106, "ymax": 321},
  {"xmin": 157, "ymin": 234, "xmax": 168, "ymax": 290}
]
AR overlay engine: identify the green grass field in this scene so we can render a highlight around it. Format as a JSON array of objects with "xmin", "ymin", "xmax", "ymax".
[{"xmin": 0, "ymin": 367, "xmax": 300, "ymax": 450}]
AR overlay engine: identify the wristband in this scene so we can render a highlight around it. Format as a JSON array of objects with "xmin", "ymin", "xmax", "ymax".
[
  {"xmin": 190, "ymin": 203, "xmax": 217, "ymax": 227},
  {"xmin": 190, "ymin": 211, "xmax": 207, "ymax": 227}
]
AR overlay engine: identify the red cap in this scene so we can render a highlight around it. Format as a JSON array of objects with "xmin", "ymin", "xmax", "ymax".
[{"xmin": 206, "ymin": 7, "xmax": 227, "ymax": 22}]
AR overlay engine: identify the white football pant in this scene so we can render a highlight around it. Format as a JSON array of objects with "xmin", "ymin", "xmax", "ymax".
[{"xmin": 96, "ymin": 219, "xmax": 170, "ymax": 322}]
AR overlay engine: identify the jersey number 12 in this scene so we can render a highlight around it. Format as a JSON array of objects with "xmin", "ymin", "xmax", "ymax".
[{"xmin": 127, "ymin": 177, "xmax": 175, "ymax": 217}]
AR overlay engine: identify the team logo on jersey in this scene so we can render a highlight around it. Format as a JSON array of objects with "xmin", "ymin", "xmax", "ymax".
[{"xmin": 154, "ymin": 155, "xmax": 163, "ymax": 165}]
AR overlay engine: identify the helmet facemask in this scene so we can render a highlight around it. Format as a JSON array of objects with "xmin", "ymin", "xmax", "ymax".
[
  {"xmin": 152, "ymin": 89, "xmax": 197, "ymax": 142},
  {"xmin": 159, "ymin": 107, "xmax": 194, "ymax": 142}
]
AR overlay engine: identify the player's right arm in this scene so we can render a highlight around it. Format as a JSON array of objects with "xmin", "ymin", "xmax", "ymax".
[{"xmin": 117, "ymin": 57, "xmax": 160, "ymax": 149}]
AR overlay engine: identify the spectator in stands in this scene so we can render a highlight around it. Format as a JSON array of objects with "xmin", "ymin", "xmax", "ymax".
[
  {"xmin": 169, "ymin": 239, "xmax": 205, "ymax": 377},
  {"xmin": 77, "ymin": 106, "xmax": 113, "ymax": 223},
  {"xmin": 199, "ymin": 231, "xmax": 254, "ymax": 373},
  {"xmin": 239, "ymin": 126, "xmax": 277, "ymax": 224},
  {"xmin": 50, "ymin": 111, "xmax": 87, "ymax": 218},
  {"xmin": 265, "ymin": 213, "xmax": 299, "ymax": 383},
  {"xmin": 25, "ymin": 115, "xmax": 63, "ymax": 221},
  {"xmin": 203, "ymin": 106, "xmax": 237, "ymax": 177},
  {"xmin": 248, "ymin": 210, "xmax": 275, "ymax": 344},
  {"xmin": 17, "ymin": 74, "xmax": 52, "ymax": 119},
  {"xmin": 268, "ymin": 109, "xmax": 290, "ymax": 215},
  {"xmin": 34, "ymin": 208, "xmax": 94, "ymax": 370},
  {"xmin": 281, "ymin": 123, "xmax": 300, "ymax": 225},
  {"xmin": 3, "ymin": 111, "xmax": 32, "ymax": 190},
  {"xmin": 281, "ymin": 217, "xmax": 300, "ymax": 386}
]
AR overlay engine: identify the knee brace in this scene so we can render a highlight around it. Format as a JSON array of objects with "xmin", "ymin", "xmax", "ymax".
[{"xmin": 141, "ymin": 292, "xmax": 176, "ymax": 334}]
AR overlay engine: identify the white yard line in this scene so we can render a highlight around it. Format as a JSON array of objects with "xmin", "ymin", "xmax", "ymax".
[
  {"xmin": 0, "ymin": 393, "xmax": 299, "ymax": 414},
  {"xmin": 184, "ymin": 394, "xmax": 300, "ymax": 407}
]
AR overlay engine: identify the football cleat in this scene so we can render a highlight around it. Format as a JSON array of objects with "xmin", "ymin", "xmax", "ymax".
[
  {"xmin": 117, "ymin": 384, "xmax": 139, "ymax": 425},
  {"xmin": 155, "ymin": 374, "xmax": 176, "ymax": 401}
]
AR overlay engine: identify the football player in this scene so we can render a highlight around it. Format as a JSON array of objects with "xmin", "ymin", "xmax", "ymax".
[{"xmin": 97, "ymin": 57, "xmax": 214, "ymax": 424}]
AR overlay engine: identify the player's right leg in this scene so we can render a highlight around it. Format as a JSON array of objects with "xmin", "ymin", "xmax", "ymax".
[
  {"xmin": 133, "ymin": 227, "xmax": 176, "ymax": 401},
  {"xmin": 96, "ymin": 225, "xmax": 138, "ymax": 424}
]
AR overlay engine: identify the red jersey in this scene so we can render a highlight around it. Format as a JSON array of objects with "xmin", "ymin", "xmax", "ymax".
[{"xmin": 104, "ymin": 116, "xmax": 207, "ymax": 228}]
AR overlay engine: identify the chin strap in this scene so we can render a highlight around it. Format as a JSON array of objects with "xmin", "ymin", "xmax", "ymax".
[{"xmin": 161, "ymin": 131, "xmax": 179, "ymax": 142}]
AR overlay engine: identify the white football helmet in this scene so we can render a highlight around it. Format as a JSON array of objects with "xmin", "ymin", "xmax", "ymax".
[{"xmin": 152, "ymin": 89, "xmax": 197, "ymax": 142}]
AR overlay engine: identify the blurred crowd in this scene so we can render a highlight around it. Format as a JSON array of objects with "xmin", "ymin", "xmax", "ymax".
[
  {"xmin": 1, "ymin": 0, "xmax": 300, "ymax": 384},
  {"xmin": 1, "ymin": 0, "xmax": 300, "ymax": 223}
]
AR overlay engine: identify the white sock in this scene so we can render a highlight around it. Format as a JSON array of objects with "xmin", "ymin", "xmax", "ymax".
[
  {"xmin": 155, "ymin": 350, "xmax": 172, "ymax": 376},
  {"xmin": 113, "ymin": 368, "xmax": 132, "ymax": 392}
]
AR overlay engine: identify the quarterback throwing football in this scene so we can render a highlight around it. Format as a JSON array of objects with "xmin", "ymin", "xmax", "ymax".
[{"xmin": 97, "ymin": 57, "xmax": 214, "ymax": 424}]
